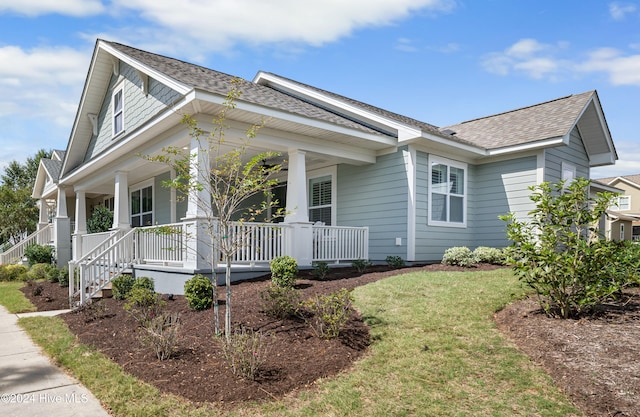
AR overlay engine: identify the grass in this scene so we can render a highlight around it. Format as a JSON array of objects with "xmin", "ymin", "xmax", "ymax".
[
  {"xmin": 4, "ymin": 269, "xmax": 583, "ymax": 417},
  {"xmin": 0, "ymin": 281, "xmax": 36, "ymax": 313}
]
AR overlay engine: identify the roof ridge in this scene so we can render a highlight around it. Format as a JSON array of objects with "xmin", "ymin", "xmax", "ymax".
[{"xmin": 459, "ymin": 91, "xmax": 594, "ymax": 125}]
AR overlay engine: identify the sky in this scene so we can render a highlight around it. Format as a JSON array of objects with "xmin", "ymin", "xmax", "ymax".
[{"xmin": 0, "ymin": 0, "xmax": 639, "ymax": 178}]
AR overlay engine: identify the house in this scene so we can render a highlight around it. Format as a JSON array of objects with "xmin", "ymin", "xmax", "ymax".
[
  {"xmin": 2, "ymin": 39, "xmax": 618, "ymax": 303},
  {"xmin": 593, "ymin": 175, "xmax": 640, "ymax": 241}
]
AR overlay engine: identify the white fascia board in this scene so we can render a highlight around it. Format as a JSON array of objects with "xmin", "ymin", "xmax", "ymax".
[
  {"xmin": 254, "ymin": 72, "xmax": 420, "ymax": 139},
  {"xmin": 192, "ymin": 90, "xmax": 398, "ymax": 147},
  {"xmin": 417, "ymin": 132, "xmax": 486, "ymax": 156},
  {"xmin": 588, "ymin": 152, "xmax": 617, "ymax": 167},
  {"xmin": 99, "ymin": 41, "xmax": 192, "ymax": 95},
  {"xmin": 486, "ymin": 137, "xmax": 565, "ymax": 156}
]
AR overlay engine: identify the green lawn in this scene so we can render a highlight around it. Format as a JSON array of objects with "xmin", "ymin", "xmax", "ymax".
[
  {"xmin": 4, "ymin": 269, "xmax": 583, "ymax": 417},
  {"xmin": 0, "ymin": 281, "xmax": 36, "ymax": 313}
]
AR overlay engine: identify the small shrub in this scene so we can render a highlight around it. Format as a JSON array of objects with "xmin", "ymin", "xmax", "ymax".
[
  {"xmin": 45, "ymin": 266, "xmax": 60, "ymax": 283},
  {"xmin": 184, "ymin": 274, "xmax": 213, "ymax": 310},
  {"xmin": 270, "ymin": 255, "xmax": 298, "ymax": 288},
  {"xmin": 27, "ymin": 263, "xmax": 54, "ymax": 281},
  {"xmin": 0, "ymin": 264, "xmax": 29, "ymax": 281},
  {"xmin": 303, "ymin": 288, "xmax": 354, "ymax": 339},
  {"xmin": 352, "ymin": 259, "xmax": 372, "ymax": 273},
  {"xmin": 31, "ymin": 283, "xmax": 44, "ymax": 297},
  {"xmin": 76, "ymin": 300, "xmax": 108, "ymax": 323},
  {"xmin": 442, "ymin": 246, "xmax": 476, "ymax": 267},
  {"xmin": 260, "ymin": 284, "xmax": 301, "ymax": 319},
  {"xmin": 385, "ymin": 255, "xmax": 405, "ymax": 269},
  {"xmin": 124, "ymin": 287, "xmax": 165, "ymax": 326},
  {"xmin": 222, "ymin": 327, "xmax": 272, "ymax": 380},
  {"xmin": 112, "ymin": 274, "xmax": 135, "ymax": 300},
  {"xmin": 139, "ymin": 312, "xmax": 181, "ymax": 360},
  {"xmin": 312, "ymin": 261, "xmax": 330, "ymax": 280},
  {"xmin": 24, "ymin": 244, "xmax": 54, "ymax": 267},
  {"xmin": 473, "ymin": 246, "xmax": 504, "ymax": 265},
  {"xmin": 57, "ymin": 267, "xmax": 69, "ymax": 287},
  {"xmin": 132, "ymin": 276, "xmax": 155, "ymax": 292}
]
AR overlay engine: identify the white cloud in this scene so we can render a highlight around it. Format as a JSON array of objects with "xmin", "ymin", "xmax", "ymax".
[
  {"xmin": 0, "ymin": 0, "xmax": 105, "ymax": 17},
  {"xmin": 103, "ymin": 0, "xmax": 454, "ymax": 57},
  {"xmin": 609, "ymin": 2, "xmax": 637, "ymax": 20},
  {"xmin": 481, "ymin": 38, "xmax": 568, "ymax": 80},
  {"xmin": 579, "ymin": 47, "xmax": 640, "ymax": 86},
  {"xmin": 592, "ymin": 141, "xmax": 640, "ymax": 178}
]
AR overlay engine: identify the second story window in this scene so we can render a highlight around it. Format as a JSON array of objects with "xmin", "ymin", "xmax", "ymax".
[{"xmin": 113, "ymin": 86, "xmax": 124, "ymax": 136}]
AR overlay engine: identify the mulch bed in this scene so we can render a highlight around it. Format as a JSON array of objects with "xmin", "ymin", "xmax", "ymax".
[{"xmin": 21, "ymin": 264, "xmax": 640, "ymax": 416}]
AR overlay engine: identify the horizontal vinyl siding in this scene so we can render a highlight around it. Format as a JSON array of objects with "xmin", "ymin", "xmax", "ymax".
[
  {"xmin": 84, "ymin": 62, "xmax": 182, "ymax": 161},
  {"xmin": 544, "ymin": 127, "xmax": 590, "ymax": 183},
  {"xmin": 470, "ymin": 156, "xmax": 538, "ymax": 248},
  {"xmin": 337, "ymin": 151, "xmax": 408, "ymax": 262}
]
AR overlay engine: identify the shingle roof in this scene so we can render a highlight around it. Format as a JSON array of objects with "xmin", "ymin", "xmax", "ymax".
[
  {"xmin": 104, "ymin": 41, "xmax": 388, "ymax": 138},
  {"xmin": 443, "ymin": 91, "xmax": 595, "ymax": 150},
  {"xmin": 41, "ymin": 158, "xmax": 62, "ymax": 181},
  {"xmin": 595, "ymin": 174, "xmax": 640, "ymax": 187}
]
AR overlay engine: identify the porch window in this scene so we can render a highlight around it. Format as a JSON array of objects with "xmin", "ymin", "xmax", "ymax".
[
  {"xmin": 429, "ymin": 156, "xmax": 467, "ymax": 227},
  {"xmin": 113, "ymin": 86, "xmax": 124, "ymax": 136},
  {"xmin": 309, "ymin": 175, "xmax": 332, "ymax": 225},
  {"xmin": 131, "ymin": 185, "xmax": 153, "ymax": 227}
]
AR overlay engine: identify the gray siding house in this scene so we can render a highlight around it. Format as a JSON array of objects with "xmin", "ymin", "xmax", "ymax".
[{"xmin": 11, "ymin": 40, "xmax": 617, "ymax": 301}]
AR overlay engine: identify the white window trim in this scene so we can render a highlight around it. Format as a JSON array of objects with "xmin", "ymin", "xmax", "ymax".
[
  {"xmin": 614, "ymin": 195, "xmax": 631, "ymax": 211},
  {"xmin": 112, "ymin": 82, "xmax": 125, "ymax": 137},
  {"xmin": 561, "ymin": 161, "xmax": 576, "ymax": 185},
  {"xmin": 129, "ymin": 179, "xmax": 154, "ymax": 227},
  {"xmin": 428, "ymin": 155, "xmax": 467, "ymax": 228},
  {"xmin": 307, "ymin": 166, "xmax": 337, "ymax": 226}
]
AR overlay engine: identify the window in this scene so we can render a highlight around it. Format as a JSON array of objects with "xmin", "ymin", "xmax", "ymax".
[
  {"xmin": 113, "ymin": 86, "xmax": 124, "ymax": 136},
  {"xmin": 104, "ymin": 196, "xmax": 114, "ymax": 211},
  {"xmin": 620, "ymin": 224, "xmax": 625, "ymax": 240},
  {"xmin": 561, "ymin": 162, "xmax": 576, "ymax": 184},
  {"xmin": 309, "ymin": 175, "xmax": 332, "ymax": 225},
  {"xmin": 429, "ymin": 156, "xmax": 467, "ymax": 227},
  {"xmin": 131, "ymin": 185, "xmax": 153, "ymax": 227},
  {"xmin": 613, "ymin": 196, "xmax": 631, "ymax": 211}
]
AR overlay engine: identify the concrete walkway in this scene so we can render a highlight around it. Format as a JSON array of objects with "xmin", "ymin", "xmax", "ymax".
[{"xmin": 0, "ymin": 305, "xmax": 111, "ymax": 416}]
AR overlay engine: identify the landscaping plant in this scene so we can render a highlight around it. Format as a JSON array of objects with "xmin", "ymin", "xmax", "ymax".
[
  {"xmin": 303, "ymin": 288, "xmax": 354, "ymax": 339},
  {"xmin": 259, "ymin": 284, "xmax": 301, "ymax": 319},
  {"xmin": 270, "ymin": 255, "xmax": 298, "ymax": 288},
  {"xmin": 442, "ymin": 246, "xmax": 476, "ymax": 267},
  {"xmin": 385, "ymin": 255, "xmax": 405, "ymax": 269},
  {"xmin": 501, "ymin": 178, "xmax": 638, "ymax": 318},
  {"xmin": 112, "ymin": 274, "xmax": 135, "ymax": 300},
  {"xmin": 222, "ymin": 326, "xmax": 272, "ymax": 380},
  {"xmin": 184, "ymin": 274, "xmax": 213, "ymax": 310},
  {"xmin": 24, "ymin": 243, "xmax": 54, "ymax": 266},
  {"xmin": 352, "ymin": 258, "xmax": 372, "ymax": 273},
  {"xmin": 312, "ymin": 261, "xmax": 330, "ymax": 280}
]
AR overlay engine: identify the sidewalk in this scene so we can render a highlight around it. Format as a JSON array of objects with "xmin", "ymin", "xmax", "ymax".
[{"xmin": 0, "ymin": 305, "xmax": 111, "ymax": 416}]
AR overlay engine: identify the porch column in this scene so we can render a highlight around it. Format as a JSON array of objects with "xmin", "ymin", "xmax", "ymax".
[
  {"xmin": 113, "ymin": 171, "xmax": 131, "ymax": 230},
  {"xmin": 37, "ymin": 199, "xmax": 49, "ymax": 230},
  {"xmin": 183, "ymin": 136, "xmax": 212, "ymax": 270},
  {"xmin": 74, "ymin": 190, "xmax": 87, "ymax": 235},
  {"xmin": 53, "ymin": 186, "xmax": 71, "ymax": 267},
  {"xmin": 284, "ymin": 149, "xmax": 312, "ymax": 267}
]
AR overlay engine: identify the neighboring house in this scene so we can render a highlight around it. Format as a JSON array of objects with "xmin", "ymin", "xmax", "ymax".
[
  {"xmin": 593, "ymin": 174, "xmax": 640, "ymax": 241},
  {"xmin": 2, "ymin": 39, "xmax": 618, "ymax": 303}
]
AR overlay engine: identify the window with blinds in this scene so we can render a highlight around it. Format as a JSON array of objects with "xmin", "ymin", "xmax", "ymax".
[
  {"xmin": 429, "ymin": 156, "xmax": 467, "ymax": 227},
  {"xmin": 309, "ymin": 175, "xmax": 332, "ymax": 225}
]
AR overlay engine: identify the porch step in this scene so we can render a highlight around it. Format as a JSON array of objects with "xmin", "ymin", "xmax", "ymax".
[{"xmin": 91, "ymin": 283, "xmax": 113, "ymax": 300}]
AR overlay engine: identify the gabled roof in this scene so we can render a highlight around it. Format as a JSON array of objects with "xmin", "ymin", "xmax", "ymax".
[
  {"xmin": 595, "ymin": 174, "xmax": 640, "ymax": 189},
  {"xmin": 32, "ymin": 157, "xmax": 63, "ymax": 199},
  {"xmin": 443, "ymin": 91, "xmax": 617, "ymax": 165}
]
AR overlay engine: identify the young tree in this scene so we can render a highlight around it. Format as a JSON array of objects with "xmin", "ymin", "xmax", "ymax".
[
  {"xmin": 148, "ymin": 79, "xmax": 283, "ymax": 337},
  {"xmin": 501, "ymin": 178, "xmax": 639, "ymax": 318}
]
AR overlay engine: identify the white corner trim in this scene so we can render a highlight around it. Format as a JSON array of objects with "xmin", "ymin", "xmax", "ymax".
[{"xmin": 403, "ymin": 147, "xmax": 416, "ymax": 260}]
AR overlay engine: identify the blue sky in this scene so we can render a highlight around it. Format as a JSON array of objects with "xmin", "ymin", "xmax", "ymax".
[{"xmin": 1, "ymin": 0, "xmax": 639, "ymax": 178}]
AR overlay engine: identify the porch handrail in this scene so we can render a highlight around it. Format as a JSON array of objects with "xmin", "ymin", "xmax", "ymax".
[
  {"xmin": 76, "ymin": 230, "xmax": 120, "ymax": 259},
  {"xmin": 135, "ymin": 222, "xmax": 194, "ymax": 265},
  {"xmin": 69, "ymin": 228, "xmax": 135, "ymax": 306},
  {"xmin": 0, "ymin": 224, "xmax": 53, "ymax": 265},
  {"xmin": 224, "ymin": 222, "xmax": 291, "ymax": 265},
  {"xmin": 312, "ymin": 225, "xmax": 369, "ymax": 263}
]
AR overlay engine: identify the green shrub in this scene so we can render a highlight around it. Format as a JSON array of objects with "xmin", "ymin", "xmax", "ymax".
[
  {"xmin": 270, "ymin": 256, "xmax": 298, "ymax": 288},
  {"xmin": 501, "ymin": 178, "xmax": 637, "ymax": 318},
  {"xmin": 27, "ymin": 263, "xmax": 54, "ymax": 281},
  {"xmin": 0, "ymin": 264, "xmax": 29, "ymax": 281},
  {"xmin": 222, "ymin": 327, "xmax": 272, "ymax": 380},
  {"xmin": 184, "ymin": 274, "xmax": 213, "ymax": 310},
  {"xmin": 442, "ymin": 246, "xmax": 476, "ymax": 267},
  {"xmin": 124, "ymin": 287, "xmax": 165, "ymax": 326},
  {"xmin": 312, "ymin": 261, "xmax": 330, "ymax": 280},
  {"xmin": 302, "ymin": 288, "xmax": 354, "ymax": 339},
  {"xmin": 24, "ymin": 244, "xmax": 54, "ymax": 267},
  {"xmin": 87, "ymin": 205, "xmax": 114, "ymax": 234},
  {"xmin": 385, "ymin": 255, "xmax": 405, "ymax": 269},
  {"xmin": 352, "ymin": 259, "xmax": 372, "ymax": 273},
  {"xmin": 260, "ymin": 284, "xmax": 301, "ymax": 319},
  {"xmin": 132, "ymin": 277, "xmax": 155, "ymax": 292},
  {"xmin": 57, "ymin": 267, "xmax": 69, "ymax": 287},
  {"xmin": 112, "ymin": 274, "xmax": 135, "ymax": 300},
  {"xmin": 45, "ymin": 266, "xmax": 60, "ymax": 283},
  {"xmin": 473, "ymin": 246, "xmax": 504, "ymax": 265}
]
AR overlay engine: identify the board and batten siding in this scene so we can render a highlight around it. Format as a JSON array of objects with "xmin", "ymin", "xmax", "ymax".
[
  {"xmin": 469, "ymin": 156, "xmax": 538, "ymax": 249},
  {"xmin": 544, "ymin": 127, "xmax": 590, "ymax": 183},
  {"xmin": 337, "ymin": 150, "xmax": 408, "ymax": 262},
  {"xmin": 84, "ymin": 61, "xmax": 182, "ymax": 162}
]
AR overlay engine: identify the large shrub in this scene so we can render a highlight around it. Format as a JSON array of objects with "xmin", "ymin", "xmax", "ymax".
[
  {"xmin": 0, "ymin": 264, "xmax": 29, "ymax": 281},
  {"xmin": 270, "ymin": 256, "xmax": 298, "ymax": 288},
  {"xmin": 27, "ymin": 263, "xmax": 54, "ymax": 281},
  {"xmin": 24, "ymin": 244, "xmax": 54, "ymax": 266},
  {"xmin": 184, "ymin": 274, "xmax": 213, "ymax": 310},
  {"xmin": 87, "ymin": 205, "xmax": 114, "ymax": 234},
  {"xmin": 501, "ymin": 178, "xmax": 638, "ymax": 318}
]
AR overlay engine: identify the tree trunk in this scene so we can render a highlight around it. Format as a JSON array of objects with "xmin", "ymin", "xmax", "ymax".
[{"xmin": 225, "ymin": 256, "xmax": 232, "ymax": 340}]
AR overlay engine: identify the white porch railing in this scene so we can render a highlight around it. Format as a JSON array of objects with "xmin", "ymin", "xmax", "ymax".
[
  {"xmin": 135, "ymin": 222, "xmax": 193, "ymax": 265},
  {"xmin": 0, "ymin": 224, "xmax": 53, "ymax": 265},
  {"xmin": 224, "ymin": 222, "xmax": 291, "ymax": 265},
  {"xmin": 73, "ymin": 230, "xmax": 120, "ymax": 259},
  {"xmin": 312, "ymin": 225, "xmax": 369, "ymax": 262}
]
